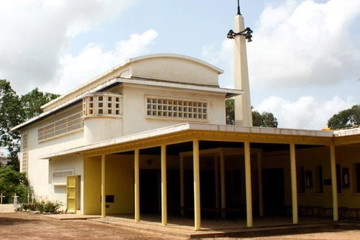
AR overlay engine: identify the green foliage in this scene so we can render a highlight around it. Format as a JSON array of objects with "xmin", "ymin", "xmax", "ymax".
[
  {"xmin": 0, "ymin": 80, "xmax": 23, "ymax": 169},
  {"xmin": 225, "ymin": 98, "xmax": 235, "ymax": 125},
  {"xmin": 0, "ymin": 80, "xmax": 59, "ymax": 169},
  {"xmin": 20, "ymin": 88, "xmax": 59, "ymax": 120},
  {"xmin": 19, "ymin": 200, "xmax": 62, "ymax": 214},
  {"xmin": 252, "ymin": 110, "xmax": 278, "ymax": 128},
  {"xmin": 0, "ymin": 166, "xmax": 30, "ymax": 203},
  {"xmin": 225, "ymin": 98, "xmax": 278, "ymax": 127},
  {"xmin": 328, "ymin": 105, "xmax": 360, "ymax": 130}
]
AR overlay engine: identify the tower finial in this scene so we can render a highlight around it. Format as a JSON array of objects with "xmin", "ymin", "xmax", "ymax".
[{"xmin": 237, "ymin": 0, "xmax": 241, "ymax": 15}]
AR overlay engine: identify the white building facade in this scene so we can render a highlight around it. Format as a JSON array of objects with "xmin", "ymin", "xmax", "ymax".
[{"xmin": 14, "ymin": 54, "xmax": 241, "ymax": 207}]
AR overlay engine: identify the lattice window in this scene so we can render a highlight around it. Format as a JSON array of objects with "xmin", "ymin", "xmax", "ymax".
[
  {"xmin": 38, "ymin": 111, "xmax": 83, "ymax": 142},
  {"xmin": 146, "ymin": 97, "xmax": 207, "ymax": 120},
  {"xmin": 83, "ymin": 93, "xmax": 122, "ymax": 117},
  {"xmin": 52, "ymin": 169, "xmax": 74, "ymax": 185},
  {"xmin": 22, "ymin": 133, "xmax": 29, "ymax": 174}
]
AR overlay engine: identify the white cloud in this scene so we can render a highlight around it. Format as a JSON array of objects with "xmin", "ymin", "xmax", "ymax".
[
  {"xmin": 255, "ymin": 95, "xmax": 356, "ymax": 129},
  {"xmin": 0, "ymin": 0, "xmax": 136, "ymax": 94},
  {"xmin": 202, "ymin": 0, "xmax": 360, "ymax": 90},
  {"xmin": 48, "ymin": 29, "xmax": 158, "ymax": 94},
  {"xmin": 248, "ymin": 0, "xmax": 360, "ymax": 88},
  {"xmin": 201, "ymin": 0, "xmax": 360, "ymax": 130}
]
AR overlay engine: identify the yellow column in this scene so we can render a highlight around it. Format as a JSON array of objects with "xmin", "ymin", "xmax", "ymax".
[
  {"xmin": 161, "ymin": 144, "xmax": 167, "ymax": 226},
  {"xmin": 193, "ymin": 140, "xmax": 201, "ymax": 231},
  {"xmin": 330, "ymin": 145, "xmax": 339, "ymax": 221},
  {"xmin": 257, "ymin": 152, "xmax": 264, "ymax": 217},
  {"xmin": 101, "ymin": 154, "xmax": 106, "ymax": 218},
  {"xmin": 244, "ymin": 141, "xmax": 253, "ymax": 227},
  {"xmin": 134, "ymin": 149, "xmax": 140, "ymax": 222},
  {"xmin": 290, "ymin": 143, "xmax": 298, "ymax": 224},
  {"xmin": 214, "ymin": 156, "xmax": 220, "ymax": 209},
  {"xmin": 180, "ymin": 155, "xmax": 185, "ymax": 216},
  {"xmin": 220, "ymin": 149, "xmax": 226, "ymax": 218}
]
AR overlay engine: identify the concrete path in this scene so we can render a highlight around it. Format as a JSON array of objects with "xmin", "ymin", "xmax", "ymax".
[
  {"xmin": 45, "ymin": 213, "xmax": 100, "ymax": 220},
  {"xmin": 89, "ymin": 215, "xmax": 336, "ymax": 239}
]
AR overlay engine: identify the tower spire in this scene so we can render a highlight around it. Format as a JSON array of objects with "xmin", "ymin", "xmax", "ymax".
[{"xmin": 227, "ymin": 1, "xmax": 253, "ymax": 127}]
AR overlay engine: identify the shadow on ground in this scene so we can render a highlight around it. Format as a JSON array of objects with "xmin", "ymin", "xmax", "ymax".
[{"xmin": 0, "ymin": 217, "xmax": 40, "ymax": 225}]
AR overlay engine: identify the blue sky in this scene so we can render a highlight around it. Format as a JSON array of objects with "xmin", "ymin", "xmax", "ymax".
[{"xmin": 0, "ymin": 0, "xmax": 359, "ymax": 129}]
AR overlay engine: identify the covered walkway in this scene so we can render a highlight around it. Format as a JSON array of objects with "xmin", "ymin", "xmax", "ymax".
[{"xmin": 42, "ymin": 123, "xmax": 360, "ymax": 231}]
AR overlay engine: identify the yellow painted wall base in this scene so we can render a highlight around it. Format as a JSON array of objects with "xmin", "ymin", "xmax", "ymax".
[{"xmin": 84, "ymin": 155, "xmax": 134, "ymax": 215}]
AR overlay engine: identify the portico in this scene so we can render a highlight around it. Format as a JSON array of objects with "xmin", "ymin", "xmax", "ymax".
[{"xmin": 43, "ymin": 122, "xmax": 346, "ymax": 230}]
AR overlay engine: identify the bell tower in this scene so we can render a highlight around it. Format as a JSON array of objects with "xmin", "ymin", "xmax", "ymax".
[{"xmin": 227, "ymin": 0, "xmax": 253, "ymax": 126}]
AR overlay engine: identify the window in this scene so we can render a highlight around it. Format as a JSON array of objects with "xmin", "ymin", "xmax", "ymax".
[
  {"xmin": 83, "ymin": 93, "xmax": 122, "ymax": 117},
  {"xmin": 146, "ymin": 97, "xmax": 207, "ymax": 120},
  {"xmin": 52, "ymin": 169, "xmax": 74, "ymax": 186},
  {"xmin": 38, "ymin": 111, "xmax": 83, "ymax": 142},
  {"xmin": 22, "ymin": 133, "xmax": 29, "ymax": 174}
]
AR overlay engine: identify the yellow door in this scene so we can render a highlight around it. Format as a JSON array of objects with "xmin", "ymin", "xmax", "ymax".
[{"xmin": 67, "ymin": 175, "xmax": 78, "ymax": 213}]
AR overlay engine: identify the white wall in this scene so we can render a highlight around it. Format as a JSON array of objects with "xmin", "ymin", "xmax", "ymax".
[
  {"xmin": 122, "ymin": 84, "xmax": 226, "ymax": 135},
  {"xmin": 47, "ymin": 154, "xmax": 83, "ymax": 209},
  {"xmin": 22, "ymin": 104, "xmax": 86, "ymax": 201}
]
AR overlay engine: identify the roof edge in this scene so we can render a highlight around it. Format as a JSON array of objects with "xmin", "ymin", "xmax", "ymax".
[{"xmin": 129, "ymin": 53, "xmax": 224, "ymax": 74}]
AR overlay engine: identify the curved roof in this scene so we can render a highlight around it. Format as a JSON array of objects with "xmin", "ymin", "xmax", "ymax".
[
  {"xmin": 126, "ymin": 53, "xmax": 223, "ymax": 74},
  {"xmin": 41, "ymin": 53, "xmax": 223, "ymax": 112}
]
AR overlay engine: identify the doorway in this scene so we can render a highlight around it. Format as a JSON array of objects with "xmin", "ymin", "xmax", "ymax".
[
  {"xmin": 140, "ymin": 170, "xmax": 160, "ymax": 214},
  {"xmin": 263, "ymin": 168, "xmax": 285, "ymax": 215}
]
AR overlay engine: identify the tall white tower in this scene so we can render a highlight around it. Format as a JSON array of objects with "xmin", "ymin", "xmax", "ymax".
[{"xmin": 227, "ymin": 1, "xmax": 253, "ymax": 126}]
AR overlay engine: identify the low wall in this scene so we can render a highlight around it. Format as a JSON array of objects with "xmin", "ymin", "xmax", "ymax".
[{"xmin": 0, "ymin": 204, "xmax": 15, "ymax": 213}]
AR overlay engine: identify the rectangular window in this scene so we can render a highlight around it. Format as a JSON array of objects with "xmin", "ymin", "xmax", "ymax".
[
  {"xmin": 52, "ymin": 169, "xmax": 74, "ymax": 185},
  {"xmin": 38, "ymin": 111, "xmax": 83, "ymax": 142},
  {"xmin": 83, "ymin": 93, "xmax": 122, "ymax": 117},
  {"xmin": 145, "ymin": 97, "xmax": 207, "ymax": 120},
  {"xmin": 22, "ymin": 133, "xmax": 29, "ymax": 174}
]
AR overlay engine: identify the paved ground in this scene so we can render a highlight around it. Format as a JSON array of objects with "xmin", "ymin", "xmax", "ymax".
[{"xmin": 1, "ymin": 212, "xmax": 360, "ymax": 239}]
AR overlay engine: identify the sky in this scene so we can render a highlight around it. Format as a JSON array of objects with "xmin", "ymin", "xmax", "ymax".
[{"xmin": 0, "ymin": 0, "xmax": 359, "ymax": 130}]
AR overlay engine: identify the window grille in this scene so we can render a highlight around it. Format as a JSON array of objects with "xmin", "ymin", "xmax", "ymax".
[
  {"xmin": 38, "ymin": 111, "xmax": 83, "ymax": 142},
  {"xmin": 146, "ymin": 97, "xmax": 208, "ymax": 120},
  {"xmin": 52, "ymin": 169, "xmax": 74, "ymax": 185},
  {"xmin": 83, "ymin": 93, "xmax": 122, "ymax": 117},
  {"xmin": 22, "ymin": 133, "xmax": 29, "ymax": 173}
]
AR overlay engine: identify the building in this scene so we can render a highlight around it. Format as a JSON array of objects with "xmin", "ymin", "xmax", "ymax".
[{"xmin": 12, "ymin": 10, "xmax": 360, "ymax": 231}]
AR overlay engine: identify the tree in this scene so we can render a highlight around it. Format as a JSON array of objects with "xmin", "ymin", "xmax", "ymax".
[
  {"xmin": 226, "ymin": 98, "xmax": 235, "ymax": 125},
  {"xmin": 252, "ymin": 110, "xmax": 279, "ymax": 128},
  {"xmin": 0, "ymin": 80, "xmax": 59, "ymax": 170},
  {"xmin": 0, "ymin": 80, "xmax": 24, "ymax": 169},
  {"xmin": 225, "ymin": 98, "xmax": 278, "ymax": 127},
  {"xmin": 328, "ymin": 105, "xmax": 360, "ymax": 130},
  {"xmin": 0, "ymin": 165, "xmax": 30, "ymax": 203},
  {"xmin": 20, "ymin": 88, "xmax": 59, "ymax": 120}
]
